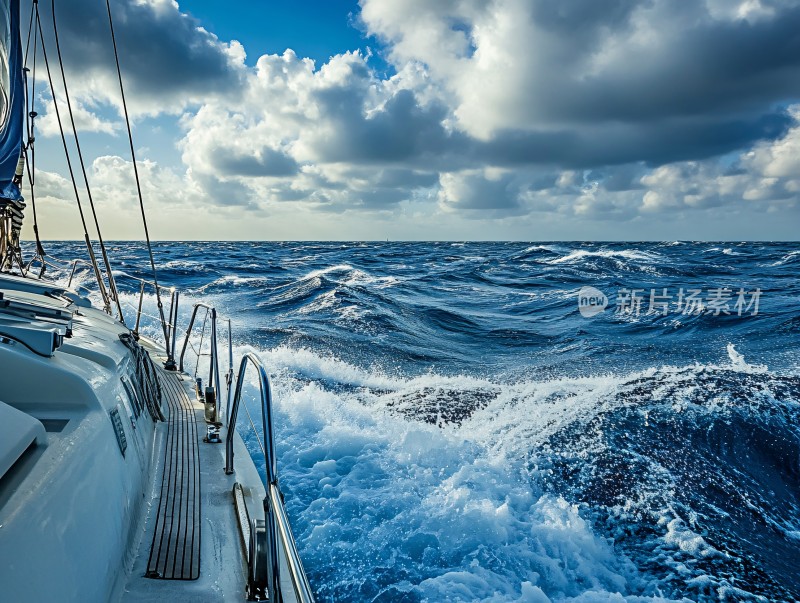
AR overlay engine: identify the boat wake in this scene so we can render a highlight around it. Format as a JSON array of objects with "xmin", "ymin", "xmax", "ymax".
[{"xmin": 227, "ymin": 343, "xmax": 800, "ymax": 602}]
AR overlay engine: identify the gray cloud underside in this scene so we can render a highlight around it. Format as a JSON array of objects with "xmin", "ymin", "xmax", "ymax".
[
  {"xmin": 33, "ymin": 0, "xmax": 241, "ymax": 107},
  {"xmin": 28, "ymin": 0, "xmax": 800, "ymax": 224},
  {"xmin": 307, "ymin": 86, "xmax": 792, "ymax": 171},
  {"xmin": 520, "ymin": 1, "xmax": 800, "ymax": 123},
  {"xmin": 214, "ymin": 148, "xmax": 300, "ymax": 177}
]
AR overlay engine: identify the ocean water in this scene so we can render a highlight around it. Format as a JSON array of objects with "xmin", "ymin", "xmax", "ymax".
[{"xmin": 35, "ymin": 241, "xmax": 800, "ymax": 602}]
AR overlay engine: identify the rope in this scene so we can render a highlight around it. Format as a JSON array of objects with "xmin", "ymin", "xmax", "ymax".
[
  {"xmin": 119, "ymin": 298, "xmax": 188, "ymax": 341},
  {"xmin": 35, "ymin": 4, "xmax": 112, "ymax": 313},
  {"xmin": 23, "ymin": 0, "xmax": 34, "ymax": 62},
  {"xmin": 0, "ymin": 2, "xmax": 37, "ymax": 275},
  {"xmin": 21, "ymin": 152, "xmax": 44, "ymax": 263},
  {"xmin": 187, "ymin": 340, "xmax": 202, "ymax": 358},
  {"xmin": 104, "ymin": 0, "xmax": 169, "ymax": 350},
  {"xmin": 120, "ymin": 300, "xmax": 164, "ymax": 326},
  {"xmin": 119, "ymin": 333, "xmax": 165, "ymax": 422},
  {"xmin": 50, "ymin": 0, "xmax": 124, "ymax": 323}
]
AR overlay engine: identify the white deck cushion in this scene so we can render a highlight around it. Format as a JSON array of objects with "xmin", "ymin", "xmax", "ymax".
[{"xmin": 0, "ymin": 401, "xmax": 46, "ymax": 480}]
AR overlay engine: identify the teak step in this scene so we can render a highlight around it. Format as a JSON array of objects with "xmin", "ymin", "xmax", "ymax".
[{"xmin": 145, "ymin": 370, "xmax": 201, "ymax": 581}]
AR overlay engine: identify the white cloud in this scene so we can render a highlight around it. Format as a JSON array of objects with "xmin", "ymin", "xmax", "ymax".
[
  {"xmin": 176, "ymin": 49, "xmax": 449, "ymax": 213},
  {"xmin": 34, "ymin": 0, "xmax": 247, "ymax": 118},
  {"xmin": 37, "ymin": 97, "xmax": 120, "ymax": 137},
  {"xmin": 438, "ymin": 169, "xmax": 522, "ymax": 213},
  {"xmin": 20, "ymin": 0, "xmax": 800, "ymax": 239},
  {"xmin": 359, "ymin": 0, "xmax": 800, "ymax": 159}
]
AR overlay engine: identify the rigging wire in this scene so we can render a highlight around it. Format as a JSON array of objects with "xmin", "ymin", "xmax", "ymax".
[
  {"xmin": 34, "ymin": 2, "xmax": 112, "ymax": 313},
  {"xmin": 23, "ymin": 0, "xmax": 34, "ymax": 62},
  {"xmin": 23, "ymin": 0, "xmax": 45, "ymax": 267},
  {"xmin": 242, "ymin": 397, "xmax": 267, "ymax": 460},
  {"xmin": 50, "ymin": 0, "xmax": 124, "ymax": 322},
  {"xmin": 194, "ymin": 309, "xmax": 210, "ymax": 380},
  {"xmin": 103, "ymin": 0, "xmax": 170, "ymax": 350}
]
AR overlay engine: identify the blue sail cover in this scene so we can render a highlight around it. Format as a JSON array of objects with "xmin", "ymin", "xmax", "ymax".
[{"xmin": 0, "ymin": 0, "xmax": 23, "ymax": 200}]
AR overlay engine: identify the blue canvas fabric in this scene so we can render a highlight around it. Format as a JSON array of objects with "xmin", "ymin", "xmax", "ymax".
[{"xmin": 0, "ymin": 0, "xmax": 23, "ymax": 201}]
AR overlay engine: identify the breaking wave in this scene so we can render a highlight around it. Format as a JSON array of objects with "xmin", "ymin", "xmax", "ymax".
[{"xmin": 233, "ymin": 343, "xmax": 800, "ymax": 602}]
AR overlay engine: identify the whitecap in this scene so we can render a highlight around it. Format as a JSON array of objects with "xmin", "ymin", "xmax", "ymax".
[
  {"xmin": 547, "ymin": 249, "xmax": 662, "ymax": 265},
  {"xmin": 234, "ymin": 344, "xmax": 781, "ymax": 602},
  {"xmin": 726, "ymin": 343, "xmax": 767, "ymax": 373}
]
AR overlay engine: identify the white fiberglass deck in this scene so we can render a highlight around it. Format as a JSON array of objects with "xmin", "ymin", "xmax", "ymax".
[
  {"xmin": 120, "ymin": 354, "xmax": 301, "ymax": 602},
  {"xmin": 0, "ymin": 271, "xmax": 306, "ymax": 602}
]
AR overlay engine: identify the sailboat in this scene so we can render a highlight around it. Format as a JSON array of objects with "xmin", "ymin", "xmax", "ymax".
[{"xmin": 0, "ymin": 1, "xmax": 314, "ymax": 600}]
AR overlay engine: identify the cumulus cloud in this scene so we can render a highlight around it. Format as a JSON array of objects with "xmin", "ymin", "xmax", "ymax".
[
  {"xmin": 23, "ymin": 0, "xmax": 800, "ymax": 237},
  {"xmin": 438, "ymin": 169, "xmax": 524, "ymax": 214},
  {"xmin": 37, "ymin": 96, "xmax": 120, "ymax": 137},
  {"xmin": 360, "ymin": 0, "xmax": 800, "ymax": 136},
  {"xmin": 32, "ymin": 0, "xmax": 246, "ymax": 115},
  {"xmin": 23, "ymin": 154, "xmax": 210, "ymax": 213},
  {"xmin": 176, "ymin": 49, "xmax": 452, "ymax": 210}
]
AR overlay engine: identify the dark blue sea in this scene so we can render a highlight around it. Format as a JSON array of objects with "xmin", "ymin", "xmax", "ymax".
[{"xmin": 36, "ymin": 241, "xmax": 800, "ymax": 602}]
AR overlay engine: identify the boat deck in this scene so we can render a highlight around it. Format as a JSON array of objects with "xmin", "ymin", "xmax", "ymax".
[
  {"xmin": 145, "ymin": 371, "xmax": 201, "ymax": 581},
  {"xmin": 111, "ymin": 331, "xmax": 309, "ymax": 603},
  {"xmin": 119, "ymin": 362, "xmax": 253, "ymax": 602}
]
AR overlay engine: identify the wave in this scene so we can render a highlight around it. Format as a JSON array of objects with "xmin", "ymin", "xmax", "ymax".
[
  {"xmin": 34, "ymin": 240, "xmax": 799, "ymax": 601},
  {"xmin": 540, "ymin": 363, "xmax": 800, "ymax": 601},
  {"xmin": 156, "ymin": 259, "xmax": 209, "ymax": 275},
  {"xmin": 704, "ymin": 246, "xmax": 744, "ymax": 256},
  {"xmin": 303, "ymin": 264, "xmax": 356, "ymax": 280},
  {"xmin": 546, "ymin": 249, "xmax": 663, "ymax": 266},
  {"xmin": 194, "ymin": 274, "xmax": 270, "ymax": 293},
  {"xmin": 227, "ymin": 343, "xmax": 800, "ymax": 602},
  {"xmin": 513, "ymin": 244, "xmax": 566, "ymax": 260},
  {"xmin": 769, "ymin": 250, "xmax": 800, "ymax": 266},
  {"xmin": 258, "ymin": 264, "xmax": 405, "ymax": 310}
]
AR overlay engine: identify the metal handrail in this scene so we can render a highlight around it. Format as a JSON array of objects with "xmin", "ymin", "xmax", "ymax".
[
  {"xmin": 226, "ymin": 353, "xmax": 314, "ymax": 603},
  {"xmin": 270, "ymin": 483, "xmax": 315, "ymax": 602},
  {"xmin": 226, "ymin": 319, "xmax": 233, "ymax": 412},
  {"xmin": 26, "ymin": 255, "xmax": 92, "ymax": 288},
  {"xmin": 226, "ymin": 352, "xmax": 277, "ymax": 484},
  {"xmin": 163, "ymin": 289, "xmax": 179, "ymax": 370},
  {"xmin": 117, "ymin": 269, "xmax": 178, "ymax": 368},
  {"xmin": 65, "ymin": 258, "xmax": 92, "ymax": 288},
  {"xmin": 178, "ymin": 303, "xmax": 226, "ymax": 414},
  {"xmin": 179, "ymin": 302, "xmax": 214, "ymax": 373}
]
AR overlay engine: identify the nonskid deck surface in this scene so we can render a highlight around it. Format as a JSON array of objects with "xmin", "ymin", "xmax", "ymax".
[
  {"xmin": 121, "ymin": 345, "xmax": 303, "ymax": 602},
  {"xmin": 146, "ymin": 370, "xmax": 201, "ymax": 580},
  {"xmin": 121, "ymin": 360, "xmax": 250, "ymax": 602}
]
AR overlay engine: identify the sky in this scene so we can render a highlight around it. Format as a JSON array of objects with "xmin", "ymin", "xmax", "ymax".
[{"xmin": 17, "ymin": 0, "xmax": 800, "ymax": 240}]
